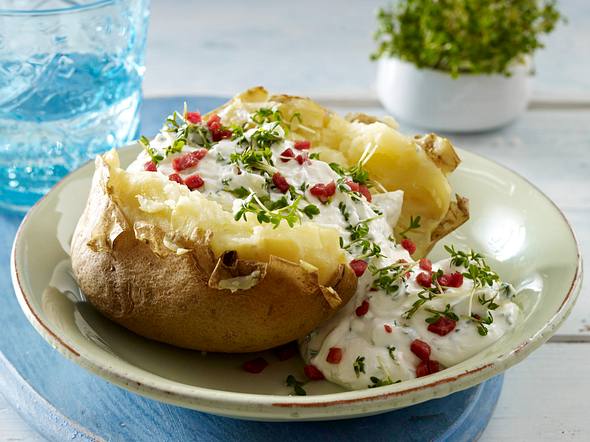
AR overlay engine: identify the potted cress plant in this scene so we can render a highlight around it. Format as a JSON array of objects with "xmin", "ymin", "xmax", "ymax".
[{"xmin": 371, "ymin": 0, "xmax": 563, "ymax": 132}]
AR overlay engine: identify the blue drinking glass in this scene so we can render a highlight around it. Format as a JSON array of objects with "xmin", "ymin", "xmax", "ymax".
[{"xmin": 0, "ymin": 0, "xmax": 150, "ymax": 212}]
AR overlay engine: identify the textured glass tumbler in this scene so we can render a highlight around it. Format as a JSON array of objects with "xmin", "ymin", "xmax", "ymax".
[{"xmin": 0, "ymin": 0, "xmax": 150, "ymax": 211}]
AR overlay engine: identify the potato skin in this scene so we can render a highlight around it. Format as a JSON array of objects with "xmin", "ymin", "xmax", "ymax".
[{"xmin": 70, "ymin": 158, "xmax": 357, "ymax": 353}]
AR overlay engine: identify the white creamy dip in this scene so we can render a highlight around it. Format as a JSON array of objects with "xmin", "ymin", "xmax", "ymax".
[
  {"xmin": 300, "ymin": 259, "xmax": 519, "ymax": 389},
  {"xmin": 128, "ymin": 109, "xmax": 522, "ymax": 391}
]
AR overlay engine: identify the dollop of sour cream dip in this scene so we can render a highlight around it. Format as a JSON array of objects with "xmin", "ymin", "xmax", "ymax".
[{"xmin": 128, "ymin": 108, "xmax": 521, "ymax": 390}]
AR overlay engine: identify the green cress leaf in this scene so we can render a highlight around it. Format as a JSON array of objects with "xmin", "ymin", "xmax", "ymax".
[
  {"xmin": 444, "ymin": 246, "xmax": 500, "ymax": 288},
  {"xmin": 425, "ymin": 304, "xmax": 459, "ymax": 324},
  {"xmin": 286, "ymin": 375, "xmax": 307, "ymax": 396},
  {"xmin": 387, "ymin": 345, "xmax": 396, "ymax": 360},
  {"xmin": 403, "ymin": 291, "xmax": 433, "ymax": 319},
  {"xmin": 398, "ymin": 215, "xmax": 421, "ymax": 238},
  {"xmin": 368, "ymin": 376, "xmax": 400, "ymax": 388},
  {"xmin": 139, "ymin": 136, "xmax": 164, "ymax": 163},
  {"xmin": 353, "ymin": 356, "xmax": 366, "ymax": 378},
  {"xmin": 229, "ymin": 186, "xmax": 251, "ymax": 199},
  {"xmin": 471, "ymin": 312, "xmax": 494, "ymax": 336},
  {"xmin": 302, "ymin": 204, "xmax": 320, "ymax": 219}
]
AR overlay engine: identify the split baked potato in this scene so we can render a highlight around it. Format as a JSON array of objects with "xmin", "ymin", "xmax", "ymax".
[{"xmin": 71, "ymin": 87, "xmax": 468, "ymax": 353}]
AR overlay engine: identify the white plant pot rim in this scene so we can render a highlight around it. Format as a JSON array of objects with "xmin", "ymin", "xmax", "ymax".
[
  {"xmin": 382, "ymin": 56, "xmax": 532, "ymax": 78},
  {"xmin": 376, "ymin": 56, "xmax": 533, "ymax": 133}
]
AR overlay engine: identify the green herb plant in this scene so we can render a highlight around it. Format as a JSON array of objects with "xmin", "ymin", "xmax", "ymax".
[{"xmin": 371, "ymin": 0, "xmax": 563, "ymax": 77}]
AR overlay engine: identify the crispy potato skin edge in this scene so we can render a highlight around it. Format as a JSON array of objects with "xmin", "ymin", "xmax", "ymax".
[{"xmin": 70, "ymin": 157, "xmax": 357, "ymax": 353}]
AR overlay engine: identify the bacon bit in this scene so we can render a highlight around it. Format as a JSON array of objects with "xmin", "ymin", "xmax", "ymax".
[
  {"xmin": 310, "ymin": 181, "xmax": 336, "ymax": 203},
  {"xmin": 345, "ymin": 179, "xmax": 372, "ymax": 202},
  {"xmin": 401, "ymin": 238, "xmax": 416, "ymax": 255},
  {"xmin": 345, "ymin": 179, "xmax": 360, "ymax": 192},
  {"xmin": 349, "ymin": 259, "xmax": 368, "ymax": 277},
  {"xmin": 212, "ymin": 128, "xmax": 229, "ymax": 140},
  {"xmin": 242, "ymin": 357, "xmax": 268, "ymax": 374},
  {"xmin": 324, "ymin": 181, "xmax": 336, "ymax": 196},
  {"xmin": 427, "ymin": 317, "xmax": 457, "ymax": 336},
  {"xmin": 384, "ymin": 324, "xmax": 393, "ymax": 333},
  {"xmin": 206, "ymin": 114, "xmax": 221, "ymax": 127},
  {"xmin": 410, "ymin": 339, "xmax": 431, "ymax": 362},
  {"xmin": 358, "ymin": 184, "xmax": 372, "ymax": 202},
  {"xmin": 194, "ymin": 149, "xmax": 208, "ymax": 159},
  {"xmin": 185, "ymin": 174, "xmax": 204, "ymax": 190},
  {"xmin": 427, "ymin": 360, "xmax": 440, "ymax": 374},
  {"xmin": 355, "ymin": 300, "xmax": 370, "ymax": 317},
  {"xmin": 416, "ymin": 359, "xmax": 441, "ymax": 377},
  {"xmin": 172, "ymin": 149, "xmax": 207, "ymax": 172},
  {"xmin": 272, "ymin": 172, "xmax": 290, "ymax": 193},
  {"xmin": 185, "ymin": 111, "xmax": 202, "ymax": 124},
  {"xmin": 280, "ymin": 148, "xmax": 295, "ymax": 162},
  {"xmin": 326, "ymin": 347, "xmax": 343, "ymax": 364},
  {"xmin": 296, "ymin": 153, "xmax": 310, "ymax": 165},
  {"xmin": 416, "ymin": 272, "xmax": 432, "ymax": 288},
  {"xmin": 294, "ymin": 140, "xmax": 311, "ymax": 150},
  {"xmin": 206, "ymin": 114, "xmax": 232, "ymax": 141},
  {"xmin": 208, "ymin": 121, "xmax": 221, "ymax": 132},
  {"xmin": 212, "ymin": 128, "xmax": 232, "ymax": 142},
  {"xmin": 304, "ymin": 364, "xmax": 325, "ymax": 381},
  {"xmin": 168, "ymin": 173, "xmax": 184, "ymax": 184},
  {"xmin": 449, "ymin": 272, "xmax": 464, "ymax": 287},
  {"xmin": 273, "ymin": 342, "xmax": 298, "ymax": 361},
  {"xmin": 437, "ymin": 274, "xmax": 451, "ymax": 286},
  {"xmin": 144, "ymin": 161, "xmax": 157, "ymax": 172},
  {"xmin": 416, "ymin": 361, "xmax": 430, "ymax": 378},
  {"xmin": 416, "ymin": 355, "xmax": 440, "ymax": 378},
  {"xmin": 419, "ymin": 258, "xmax": 432, "ymax": 272},
  {"xmin": 438, "ymin": 271, "xmax": 464, "ymax": 288}
]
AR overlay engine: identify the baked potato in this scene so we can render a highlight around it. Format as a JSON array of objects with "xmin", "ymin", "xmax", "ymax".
[{"xmin": 71, "ymin": 87, "xmax": 468, "ymax": 353}]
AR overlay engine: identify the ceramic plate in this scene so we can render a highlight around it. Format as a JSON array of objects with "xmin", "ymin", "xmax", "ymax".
[{"xmin": 11, "ymin": 144, "xmax": 582, "ymax": 421}]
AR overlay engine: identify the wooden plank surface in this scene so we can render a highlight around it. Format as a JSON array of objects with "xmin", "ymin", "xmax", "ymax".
[
  {"xmin": 0, "ymin": 396, "xmax": 43, "ymax": 442},
  {"xmin": 1, "ymin": 343, "xmax": 587, "ymax": 441},
  {"xmin": 481, "ymin": 343, "xmax": 590, "ymax": 441},
  {"xmin": 143, "ymin": 0, "xmax": 590, "ymax": 101}
]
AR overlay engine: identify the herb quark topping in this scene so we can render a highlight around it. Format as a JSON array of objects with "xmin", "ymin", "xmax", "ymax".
[{"xmin": 136, "ymin": 106, "xmax": 518, "ymax": 392}]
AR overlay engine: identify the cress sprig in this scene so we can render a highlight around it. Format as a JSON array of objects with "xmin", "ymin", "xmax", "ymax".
[
  {"xmin": 341, "ymin": 217, "xmax": 385, "ymax": 260},
  {"xmin": 425, "ymin": 304, "xmax": 459, "ymax": 324},
  {"xmin": 368, "ymin": 376, "xmax": 400, "ymax": 388},
  {"xmin": 444, "ymin": 245, "xmax": 500, "ymax": 288},
  {"xmin": 330, "ymin": 163, "xmax": 371, "ymax": 187},
  {"xmin": 230, "ymin": 186, "xmax": 320, "ymax": 228},
  {"xmin": 398, "ymin": 215, "xmax": 422, "ymax": 238},
  {"xmin": 139, "ymin": 109, "xmax": 215, "ymax": 164},
  {"xmin": 471, "ymin": 312, "xmax": 494, "ymax": 336},
  {"xmin": 371, "ymin": 260, "xmax": 414, "ymax": 294}
]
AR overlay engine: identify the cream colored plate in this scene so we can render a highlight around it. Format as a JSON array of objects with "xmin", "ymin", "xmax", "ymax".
[{"xmin": 11, "ymin": 143, "xmax": 582, "ymax": 421}]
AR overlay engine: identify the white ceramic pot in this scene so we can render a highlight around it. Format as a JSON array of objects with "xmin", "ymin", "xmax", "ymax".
[{"xmin": 376, "ymin": 57, "xmax": 532, "ymax": 132}]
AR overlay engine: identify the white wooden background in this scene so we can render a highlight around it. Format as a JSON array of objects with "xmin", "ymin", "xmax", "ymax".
[{"xmin": 1, "ymin": 0, "xmax": 588, "ymax": 440}]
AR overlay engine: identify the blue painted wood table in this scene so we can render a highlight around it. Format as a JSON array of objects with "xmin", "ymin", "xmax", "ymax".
[{"xmin": 0, "ymin": 97, "xmax": 504, "ymax": 442}]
